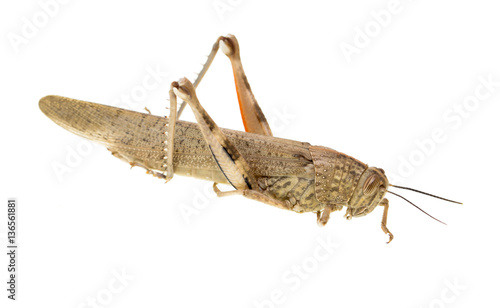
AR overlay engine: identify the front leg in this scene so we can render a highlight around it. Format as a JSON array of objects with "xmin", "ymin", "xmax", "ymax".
[{"xmin": 380, "ymin": 198, "xmax": 394, "ymax": 243}]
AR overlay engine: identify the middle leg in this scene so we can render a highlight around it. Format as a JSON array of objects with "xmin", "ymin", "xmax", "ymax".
[{"xmin": 317, "ymin": 204, "xmax": 343, "ymax": 226}]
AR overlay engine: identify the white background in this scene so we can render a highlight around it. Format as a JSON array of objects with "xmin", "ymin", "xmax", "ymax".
[{"xmin": 1, "ymin": 0, "xmax": 499, "ymax": 307}]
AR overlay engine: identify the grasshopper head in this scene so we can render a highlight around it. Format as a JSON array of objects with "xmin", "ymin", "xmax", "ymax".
[{"xmin": 346, "ymin": 167, "xmax": 388, "ymax": 219}]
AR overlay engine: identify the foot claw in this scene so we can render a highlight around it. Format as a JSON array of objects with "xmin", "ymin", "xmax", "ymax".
[
  {"xmin": 317, "ymin": 219, "xmax": 327, "ymax": 227},
  {"xmin": 129, "ymin": 162, "xmax": 141, "ymax": 169},
  {"xmin": 386, "ymin": 232, "xmax": 394, "ymax": 244}
]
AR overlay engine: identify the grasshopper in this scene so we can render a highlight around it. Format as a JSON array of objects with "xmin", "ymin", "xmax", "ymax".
[{"xmin": 39, "ymin": 35, "xmax": 460, "ymax": 243}]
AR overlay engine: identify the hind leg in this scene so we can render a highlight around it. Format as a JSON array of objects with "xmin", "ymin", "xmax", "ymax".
[{"xmin": 177, "ymin": 35, "xmax": 272, "ymax": 136}]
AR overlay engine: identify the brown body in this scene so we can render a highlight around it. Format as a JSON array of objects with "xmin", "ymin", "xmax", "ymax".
[
  {"xmin": 40, "ymin": 35, "xmax": 415, "ymax": 242},
  {"xmin": 40, "ymin": 95, "xmax": 373, "ymax": 214}
]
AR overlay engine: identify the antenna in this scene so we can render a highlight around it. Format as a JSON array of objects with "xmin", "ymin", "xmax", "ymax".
[
  {"xmin": 387, "ymin": 191, "xmax": 447, "ymax": 225},
  {"xmin": 390, "ymin": 184, "xmax": 462, "ymax": 204}
]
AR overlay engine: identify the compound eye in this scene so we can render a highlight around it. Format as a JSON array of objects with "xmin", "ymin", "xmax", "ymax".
[{"xmin": 363, "ymin": 174, "xmax": 379, "ymax": 196}]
